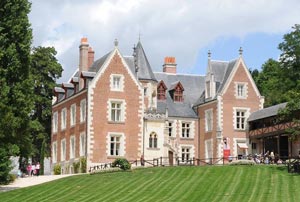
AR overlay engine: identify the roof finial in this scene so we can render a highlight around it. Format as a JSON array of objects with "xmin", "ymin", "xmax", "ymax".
[
  {"xmin": 239, "ymin": 47, "xmax": 243, "ymax": 56},
  {"xmin": 208, "ymin": 50, "xmax": 211, "ymax": 59},
  {"xmin": 138, "ymin": 31, "xmax": 142, "ymax": 42},
  {"xmin": 114, "ymin": 38, "xmax": 118, "ymax": 47}
]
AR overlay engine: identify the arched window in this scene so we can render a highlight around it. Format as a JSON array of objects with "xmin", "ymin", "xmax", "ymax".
[{"xmin": 149, "ymin": 132, "xmax": 158, "ymax": 148}]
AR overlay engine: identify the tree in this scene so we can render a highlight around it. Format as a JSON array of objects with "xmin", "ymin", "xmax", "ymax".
[
  {"xmin": 0, "ymin": 0, "xmax": 33, "ymax": 184},
  {"xmin": 30, "ymin": 46, "xmax": 62, "ymax": 174},
  {"xmin": 253, "ymin": 59, "xmax": 284, "ymax": 107}
]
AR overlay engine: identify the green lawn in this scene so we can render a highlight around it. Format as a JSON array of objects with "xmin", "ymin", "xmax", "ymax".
[{"xmin": 0, "ymin": 165, "xmax": 299, "ymax": 202}]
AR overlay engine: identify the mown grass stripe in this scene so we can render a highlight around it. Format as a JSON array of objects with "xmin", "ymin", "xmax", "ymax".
[{"xmin": 1, "ymin": 165, "xmax": 299, "ymax": 202}]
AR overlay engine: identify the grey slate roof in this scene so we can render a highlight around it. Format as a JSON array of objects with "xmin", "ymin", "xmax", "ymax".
[
  {"xmin": 155, "ymin": 72, "xmax": 205, "ymax": 105},
  {"xmin": 248, "ymin": 103, "xmax": 287, "ymax": 122},
  {"xmin": 194, "ymin": 59, "xmax": 238, "ymax": 106},
  {"xmin": 54, "ymin": 87, "xmax": 65, "ymax": 93},
  {"xmin": 157, "ymin": 93, "xmax": 198, "ymax": 118},
  {"xmin": 89, "ymin": 51, "xmax": 112, "ymax": 73},
  {"xmin": 62, "ymin": 83, "xmax": 74, "ymax": 88},
  {"xmin": 81, "ymin": 71, "xmax": 96, "ymax": 78},
  {"xmin": 135, "ymin": 41, "xmax": 157, "ymax": 82},
  {"xmin": 154, "ymin": 72, "xmax": 205, "ymax": 118}
]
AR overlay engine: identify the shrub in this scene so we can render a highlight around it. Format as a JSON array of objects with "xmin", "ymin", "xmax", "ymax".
[
  {"xmin": 73, "ymin": 162, "xmax": 80, "ymax": 174},
  {"xmin": 80, "ymin": 157, "xmax": 87, "ymax": 173},
  {"xmin": 112, "ymin": 158, "xmax": 131, "ymax": 170},
  {"xmin": 53, "ymin": 164, "xmax": 61, "ymax": 175},
  {"xmin": 230, "ymin": 160, "xmax": 255, "ymax": 166}
]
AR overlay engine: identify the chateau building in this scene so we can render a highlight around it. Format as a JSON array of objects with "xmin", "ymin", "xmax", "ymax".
[{"xmin": 51, "ymin": 38, "xmax": 263, "ymax": 173}]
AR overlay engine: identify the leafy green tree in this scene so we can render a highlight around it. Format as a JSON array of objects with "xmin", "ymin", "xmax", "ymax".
[
  {"xmin": 30, "ymin": 46, "xmax": 63, "ymax": 174},
  {"xmin": 0, "ymin": 0, "xmax": 33, "ymax": 184},
  {"xmin": 254, "ymin": 59, "xmax": 284, "ymax": 107}
]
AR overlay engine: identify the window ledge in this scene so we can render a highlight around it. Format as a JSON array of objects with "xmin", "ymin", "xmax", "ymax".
[
  {"xmin": 108, "ymin": 121, "xmax": 125, "ymax": 124},
  {"xmin": 180, "ymin": 137, "xmax": 194, "ymax": 140},
  {"xmin": 147, "ymin": 148, "xmax": 160, "ymax": 150},
  {"xmin": 107, "ymin": 155, "xmax": 124, "ymax": 159},
  {"xmin": 234, "ymin": 129, "xmax": 246, "ymax": 132}
]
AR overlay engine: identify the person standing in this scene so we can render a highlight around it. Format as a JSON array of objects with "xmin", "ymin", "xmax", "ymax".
[
  {"xmin": 27, "ymin": 164, "xmax": 32, "ymax": 177},
  {"xmin": 36, "ymin": 162, "xmax": 40, "ymax": 176},
  {"xmin": 31, "ymin": 164, "xmax": 36, "ymax": 176}
]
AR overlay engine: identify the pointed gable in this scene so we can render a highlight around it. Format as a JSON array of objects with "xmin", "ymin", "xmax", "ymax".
[
  {"xmin": 157, "ymin": 80, "xmax": 168, "ymax": 101},
  {"xmin": 134, "ymin": 41, "xmax": 157, "ymax": 82},
  {"xmin": 169, "ymin": 81, "xmax": 184, "ymax": 102}
]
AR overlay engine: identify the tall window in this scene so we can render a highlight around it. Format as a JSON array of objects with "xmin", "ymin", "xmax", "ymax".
[
  {"xmin": 52, "ymin": 142, "xmax": 57, "ymax": 163},
  {"xmin": 149, "ymin": 132, "xmax": 158, "ymax": 148},
  {"xmin": 70, "ymin": 136, "xmax": 75, "ymax": 159},
  {"xmin": 61, "ymin": 108, "xmax": 67, "ymax": 130},
  {"xmin": 53, "ymin": 112, "xmax": 58, "ymax": 133},
  {"xmin": 80, "ymin": 99, "xmax": 86, "ymax": 122},
  {"xmin": 110, "ymin": 74, "xmax": 124, "ymax": 91},
  {"xmin": 205, "ymin": 109, "xmax": 213, "ymax": 132},
  {"xmin": 181, "ymin": 147, "xmax": 190, "ymax": 162},
  {"xmin": 236, "ymin": 110, "xmax": 246, "ymax": 130},
  {"xmin": 181, "ymin": 123, "xmax": 190, "ymax": 138},
  {"xmin": 80, "ymin": 133, "xmax": 86, "ymax": 156},
  {"xmin": 237, "ymin": 84, "xmax": 244, "ymax": 97},
  {"xmin": 174, "ymin": 87, "xmax": 183, "ymax": 102},
  {"xmin": 110, "ymin": 135, "xmax": 121, "ymax": 156},
  {"xmin": 168, "ymin": 122, "xmax": 173, "ymax": 137},
  {"xmin": 61, "ymin": 139, "xmax": 66, "ymax": 161},
  {"xmin": 110, "ymin": 102, "xmax": 122, "ymax": 122},
  {"xmin": 70, "ymin": 104, "xmax": 76, "ymax": 126},
  {"xmin": 157, "ymin": 82, "xmax": 167, "ymax": 100},
  {"xmin": 236, "ymin": 83, "xmax": 247, "ymax": 98}
]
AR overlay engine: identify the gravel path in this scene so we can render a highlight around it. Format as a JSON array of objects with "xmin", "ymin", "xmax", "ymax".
[{"xmin": 0, "ymin": 174, "xmax": 75, "ymax": 192}]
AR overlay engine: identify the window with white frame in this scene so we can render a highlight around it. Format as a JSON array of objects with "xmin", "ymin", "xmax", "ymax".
[
  {"xmin": 70, "ymin": 136, "xmax": 75, "ymax": 159},
  {"xmin": 70, "ymin": 104, "xmax": 76, "ymax": 126},
  {"xmin": 61, "ymin": 108, "xmax": 67, "ymax": 130},
  {"xmin": 80, "ymin": 133, "xmax": 86, "ymax": 156},
  {"xmin": 168, "ymin": 122, "xmax": 173, "ymax": 137},
  {"xmin": 236, "ymin": 83, "xmax": 247, "ymax": 98},
  {"xmin": 61, "ymin": 139, "xmax": 66, "ymax": 161},
  {"xmin": 235, "ymin": 109, "xmax": 247, "ymax": 130},
  {"xmin": 52, "ymin": 142, "xmax": 57, "ymax": 163},
  {"xmin": 52, "ymin": 112, "xmax": 58, "ymax": 133},
  {"xmin": 181, "ymin": 147, "xmax": 190, "ymax": 162},
  {"xmin": 205, "ymin": 109, "xmax": 213, "ymax": 132},
  {"xmin": 149, "ymin": 132, "xmax": 158, "ymax": 148},
  {"xmin": 181, "ymin": 122, "xmax": 190, "ymax": 138},
  {"xmin": 110, "ymin": 135, "xmax": 121, "ymax": 156},
  {"xmin": 109, "ymin": 100, "xmax": 124, "ymax": 122},
  {"xmin": 80, "ymin": 99, "xmax": 86, "ymax": 123},
  {"xmin": 110, "ymin": 74, "xmax": 124, "ymax": 91}
]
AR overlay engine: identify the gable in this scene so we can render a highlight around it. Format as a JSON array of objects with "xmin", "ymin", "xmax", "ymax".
[
  {"xmin": 88, "ymin": 48, "xmax": 142, "ymax": 91},
  {"xmin": 220, "ymin": 58, "xmax": 261, "ymax": 98}
]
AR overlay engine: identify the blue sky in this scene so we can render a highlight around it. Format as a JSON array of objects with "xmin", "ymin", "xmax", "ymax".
[
  {"xmin": 193, "ymin": 33, "xmax": 283, "ymax": 75},
  {"xmin": 28, "ymin": 0, "xmax": 300, "ymax": 82}
]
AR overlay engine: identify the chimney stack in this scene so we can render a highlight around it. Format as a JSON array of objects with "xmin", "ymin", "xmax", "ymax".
[
  {"xmin": 88, "ymin": 47, "xmax": 95, "ymax": 68},
  {"xmin": 163, "ymin": 57, "xmax": 177, "ymax": 74},
  {"xmin": 79, "ymin": 37, "xmax": 89, "ymax": 90}
]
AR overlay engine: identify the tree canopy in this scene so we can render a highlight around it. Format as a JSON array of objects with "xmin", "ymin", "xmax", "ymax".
[
  {"xmin": 0, "ymin": 0, "xmax": 33, "ymax": 184},
  {"xmin": 0, "ymin": 1, "xmax": 62, "ymax": 183}
]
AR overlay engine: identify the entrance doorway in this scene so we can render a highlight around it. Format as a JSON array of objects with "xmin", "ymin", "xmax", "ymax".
[{"xmin": 168, "ymin": 151, "xmax": 173, "ymax": 166}]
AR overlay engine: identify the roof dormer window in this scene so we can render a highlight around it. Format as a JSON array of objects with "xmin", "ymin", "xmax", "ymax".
[
  {"xmin": 169, "ymin": 81, "xmax": 184, "ymax": 102},
  {"xmin": 157, "ymin": 81, "xmax": 167, "ymax": 101}
]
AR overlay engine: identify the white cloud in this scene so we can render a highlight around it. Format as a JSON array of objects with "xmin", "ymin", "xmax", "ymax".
[{"xmin": 29, "ymin": 0, "xmax": 300, "ymax": 82}]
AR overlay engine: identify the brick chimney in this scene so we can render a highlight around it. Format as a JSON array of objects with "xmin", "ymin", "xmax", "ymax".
[
  {"xmin": 163, "ymin": 57, "xmax": 177, "ymax": 74},
  {"xmin": 79, "ymin": 37, "xmax": 89, "ymax": 90},
  {"xmin": 88, "ymin": 47, "xmax": 95, "ymax": 68}
]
